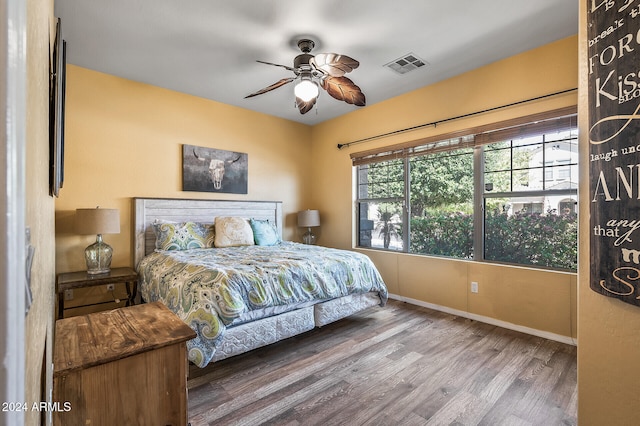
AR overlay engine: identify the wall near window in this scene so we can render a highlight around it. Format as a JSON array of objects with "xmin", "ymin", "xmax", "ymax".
[{"xmin": 310, "ymin": 35, "xmax": 578, "ymax": 340}]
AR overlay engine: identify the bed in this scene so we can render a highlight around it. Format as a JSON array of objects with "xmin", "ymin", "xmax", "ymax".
[{"xmin": 133, "ymin": 198, "xmax": 388, "ymax": 368}]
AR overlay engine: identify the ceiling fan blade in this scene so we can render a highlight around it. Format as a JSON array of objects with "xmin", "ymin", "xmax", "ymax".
[
  {"xmin": 321, "ymin": 76, "xmax": 366, "ymax": 106},
  {"xmin": 256, "ymin": 60, "xmax": 296, "ymax": 72},
  {"xmin": 311, "ymin": 53, "xmax": 359, "ymax": 77},
  {"xmin": 296, "ymin": 96, "xmax": 316, "ymax": 114},
  {"xmin": 245, "ymin": 77, "xmax": 295, "ymax": 98}
]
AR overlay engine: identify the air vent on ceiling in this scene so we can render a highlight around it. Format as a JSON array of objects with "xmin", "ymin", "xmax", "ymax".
[{"xmin": 384, "ymin": 53, "xmax": 429, "ymax": 75}]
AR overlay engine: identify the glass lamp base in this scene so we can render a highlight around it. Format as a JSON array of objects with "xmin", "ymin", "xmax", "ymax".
[
  {"xmin": 85, "ymin": 234, "xmax": 113, "ymax": 275},
  {"xmin": 302, "ymin": 229, "xmax": 316, "ymax": 245}
]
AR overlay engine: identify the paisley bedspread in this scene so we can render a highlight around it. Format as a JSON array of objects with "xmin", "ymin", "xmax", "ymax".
[{"xmin": 137, "ymin": 242, "xmax": 388, "ymax": 367}]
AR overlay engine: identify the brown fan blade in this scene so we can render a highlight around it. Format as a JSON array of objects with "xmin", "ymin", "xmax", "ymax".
[
  {"xmin": 256, "ymin": 60, "xmax": 296, "ymax": 72},
  {"xmin": 245, "ymin": 77, "xmax": 295, "ymax": 98},
  {"xmin": 311, "ymin": 53, "xmax": 359, "ymax": 77},
  {"xmin": 296, "ymin": 96, "xmax": 316, "ymax": 115},
  {"xmin": 321, "ymin": 76, "xmax": 366, "ymax": 106}
]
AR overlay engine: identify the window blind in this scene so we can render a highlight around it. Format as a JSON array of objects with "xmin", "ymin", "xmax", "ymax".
[
  {"xmin": 351, "ymin": 132, "xmax": 475, "ymax": 166},
  {"xmin": 474, "ymin": 114, "xmax": 578, "ymax": 146},
  {"xmin": 350, "ymin": 106, "xmax": 577, "ymax": 165}
]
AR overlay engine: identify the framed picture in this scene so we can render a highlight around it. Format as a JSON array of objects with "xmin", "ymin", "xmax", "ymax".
[
  {"xmin": 49, "ymin": 18, "xmax": 66, "ymax": 197},
  {"xmin": 182, "ymin": 144, "xmax": 248, "ymax": 194}
]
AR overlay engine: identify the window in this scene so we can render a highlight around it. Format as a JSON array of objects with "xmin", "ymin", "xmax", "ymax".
[
  {"xmin": 483, "ymin": 127, "xmax": 578, "ymax": 270},
  {"xmin": 356, "ymin": 159, "xmax": 405, "ymax": 251},
  {"xmin": 409, "ymin": 148, "xmax": 474, "ymax": 258},
  {"xmin": 353, "ymin": 109, "xmax": 578, "ymax": 271}
]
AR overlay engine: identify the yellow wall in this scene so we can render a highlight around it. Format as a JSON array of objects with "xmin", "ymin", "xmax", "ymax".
[
  {"xmin": 577, "ymin": 3, "xmax": 640, "ymax": 424},
  {"xmin": 25, "ymin": 0, "xmax": 57, "ymax": 424},
  {"xmin": 55, "ymin": 66, "xmax": 312, "ymax": 276},
  {"xmin": 310, "ymin": 36, "xmax": 579, "ymax": 340}
]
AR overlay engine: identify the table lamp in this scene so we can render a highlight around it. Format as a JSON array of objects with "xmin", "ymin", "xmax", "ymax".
[
  {"xmin": 75, "ymin": 207, "xmax": 120, "ymax": 275},
  {"xmin": 297, "ymin": 209, "xmax": 320, "ymax": 245}
]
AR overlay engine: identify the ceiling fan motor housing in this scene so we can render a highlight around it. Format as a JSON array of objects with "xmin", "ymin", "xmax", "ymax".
[
  {"xmin": 293, "ymin": 53, "xmax": 314, "ymax": 70},
  {"xmin": 294, "ymin": 39, "xmax": 316, "ymax": 70}
]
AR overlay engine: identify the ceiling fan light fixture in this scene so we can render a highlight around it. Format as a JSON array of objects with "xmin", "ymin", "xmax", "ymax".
[
  {"xmin": 294, "ymin": 75, "xmax": 319, "ymax": 102},
  {"xmin": 246, "ymin": 38, "xmax": 365, "ymax": 115}
]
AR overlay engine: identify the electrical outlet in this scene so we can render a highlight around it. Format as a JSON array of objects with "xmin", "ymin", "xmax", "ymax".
[
  {"xmin": 471, "ymin": 282, "xmax": 479, "ymax": 293},
  {"xmin": 106, "ymin": 284, "xmax": 115, "ymax": 291},
  {"xmin": 64, "ymin": 289, "xmax": 74, "ymax": 300}
]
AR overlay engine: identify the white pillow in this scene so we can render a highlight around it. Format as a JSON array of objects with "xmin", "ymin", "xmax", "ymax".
[{"xmin": 214, "ymin": 217, "xmax": 254, "ymax": 248}]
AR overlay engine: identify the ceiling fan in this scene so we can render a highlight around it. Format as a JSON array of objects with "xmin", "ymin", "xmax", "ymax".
[{"xmin": 245, "ymin": 39, "xmax": 366, "ymax": 115}]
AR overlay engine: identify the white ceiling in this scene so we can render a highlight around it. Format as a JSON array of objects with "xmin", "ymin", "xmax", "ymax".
[{"xmin": 54, "ymin": 0, "xmax": 578, "ymax": 125}]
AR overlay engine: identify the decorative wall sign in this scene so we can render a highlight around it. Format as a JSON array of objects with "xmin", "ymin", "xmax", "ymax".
[
  {"xmin": 588, "ymin": 0, "xmax": 640, "ymax": 306},
  {"xmin": 182, "ymin": 144, "xmax": 248, "ymax": 194}
]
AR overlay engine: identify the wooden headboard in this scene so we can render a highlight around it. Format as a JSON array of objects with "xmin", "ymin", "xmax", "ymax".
[{"xmin": 133, "ymin": 198, "xmax": 283, "ymax": 267}]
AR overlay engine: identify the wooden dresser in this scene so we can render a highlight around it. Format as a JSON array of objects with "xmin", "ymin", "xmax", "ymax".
[{"xmin": 53, "ymin": 302, "xmax": 196, "ymax": 426}]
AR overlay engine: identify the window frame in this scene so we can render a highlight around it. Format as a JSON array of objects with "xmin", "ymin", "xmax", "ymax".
[{"xmin": 353, "ymin": 107, "xmax": 578, "ymax": 272}]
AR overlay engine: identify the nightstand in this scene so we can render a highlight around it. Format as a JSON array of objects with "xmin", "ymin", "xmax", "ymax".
[
  {"xmin": 53, "ymin": 302, "xmax": 196, "ymax": 426},
  {"xmin": 56, "ymin": 267, "xmax": 138, "ymax": 319}
]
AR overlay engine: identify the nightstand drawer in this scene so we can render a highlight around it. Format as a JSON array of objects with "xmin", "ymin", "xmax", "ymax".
[{"xmin": 56, "ymin": 267, "xmax": 138, "ymax": 319}]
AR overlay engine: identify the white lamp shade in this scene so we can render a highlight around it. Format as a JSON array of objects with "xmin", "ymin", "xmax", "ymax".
[
  {"xmin": 298, "ymin": 210, "xmax": 320, "ymax": 227},
  {"xmin": 75, "ymin": 208, "xmax": 120, "ymax": 235}
]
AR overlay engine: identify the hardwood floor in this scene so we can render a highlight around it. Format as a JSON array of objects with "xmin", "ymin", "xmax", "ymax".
[{"xmin": 187, "ymin": 300, "xmax": 577, "ymax": 426}]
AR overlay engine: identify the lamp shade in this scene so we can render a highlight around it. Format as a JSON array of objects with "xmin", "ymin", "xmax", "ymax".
[
  {"xmin": 75, "ymin": 208, "xmax": 120, "ymax": 235},
  {"xmin": 297, "ymin": 210, "xmax": 320, "ymax": 228}
]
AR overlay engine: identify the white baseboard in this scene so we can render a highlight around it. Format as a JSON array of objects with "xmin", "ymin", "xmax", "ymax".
[{"xmin": 388, "ymin": 293, "xmax": 577, "ymax": 346}]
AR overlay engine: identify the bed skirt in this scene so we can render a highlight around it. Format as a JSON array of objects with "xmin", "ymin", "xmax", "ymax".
[{"xmin": 207, "ymin": 291, "xmax": 381, "ymax": 363}]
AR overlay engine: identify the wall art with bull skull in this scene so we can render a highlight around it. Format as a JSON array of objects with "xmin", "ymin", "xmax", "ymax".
[{"xmin": 182, "ymin": 144, "xmax": 248, "ymax": 194}]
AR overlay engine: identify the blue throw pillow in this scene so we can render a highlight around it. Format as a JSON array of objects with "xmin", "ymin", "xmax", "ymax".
[{"xmin": 250, "ymin": 219, "xmax": 281, "ymax": 246}]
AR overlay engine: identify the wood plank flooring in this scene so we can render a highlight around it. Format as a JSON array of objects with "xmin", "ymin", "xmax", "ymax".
[{"xmin": 187, "ymin": 300, "xmax": 577, "ymax": 426}]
